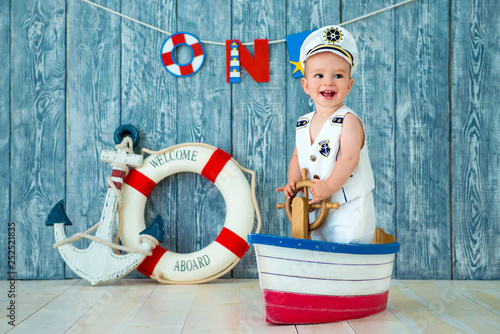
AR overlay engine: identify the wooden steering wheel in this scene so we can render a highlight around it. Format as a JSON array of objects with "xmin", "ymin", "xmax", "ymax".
[{"xmin": 277, "ymin": 169, "xmax": 339, "ymax": 239}]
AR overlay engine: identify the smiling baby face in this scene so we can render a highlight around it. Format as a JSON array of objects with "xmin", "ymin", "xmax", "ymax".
[{"xmin": 301, "ymin": 52, "xmax": 354, "ymax": 114}]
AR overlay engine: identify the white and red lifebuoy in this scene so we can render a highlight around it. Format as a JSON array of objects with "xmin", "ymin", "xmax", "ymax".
[
  {"xmin": 161, "ymin": 32, "xmax": 205, "ymax": 77},
  {"xmin": 119, "ymin": 144, "xmax": 254, "ymax": 283}
]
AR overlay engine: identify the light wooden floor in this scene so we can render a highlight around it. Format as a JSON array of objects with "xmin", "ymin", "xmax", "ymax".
[{"xmin": 1, "ymin": 279, "xmax": 499, "ymax": 333}]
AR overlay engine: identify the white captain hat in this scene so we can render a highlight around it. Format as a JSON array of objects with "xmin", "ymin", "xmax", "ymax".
[{"xmin": 300, "ymin": 25, "xmax": 359, "ymax": 74}]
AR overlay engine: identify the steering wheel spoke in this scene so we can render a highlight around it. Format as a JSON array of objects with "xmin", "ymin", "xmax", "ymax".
[{"xmin": 276, "ymin": 169, "xmax": 339, "ymax": 239}]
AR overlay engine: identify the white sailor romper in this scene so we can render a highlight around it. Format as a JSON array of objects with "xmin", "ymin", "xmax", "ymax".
[{"xmin": 295, "ymin": 105, "xmax": 376, "ymax": 244}]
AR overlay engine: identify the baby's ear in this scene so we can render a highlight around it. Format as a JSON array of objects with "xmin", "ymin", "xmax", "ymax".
[
  {"xmin": 348, "ymin": 77, "xmax": 354, "ymax": 91},
  {"xmin": 301, "ymin": 77, "xmax": 309, "ymax": 94}
]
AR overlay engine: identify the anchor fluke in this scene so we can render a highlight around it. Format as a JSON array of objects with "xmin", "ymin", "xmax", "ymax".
[
  {"xmin": 46, "ymin": 200, "xmax": 72, "ymax": 226},
  {"xmin": 140, "ymin": 215, "xmax": 165, "ymax": 243}
]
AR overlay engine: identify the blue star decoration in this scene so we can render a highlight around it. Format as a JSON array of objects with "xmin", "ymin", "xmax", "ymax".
[{"xmin": 286, "ymin": 30, "xmax": 313, "ymax": 78}]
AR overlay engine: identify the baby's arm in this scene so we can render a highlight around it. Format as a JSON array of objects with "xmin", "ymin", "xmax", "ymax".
[
  {"xmin": 276, "ymin": 146, "xmax": 302, "ymax": 198},
  {"xmin": 309, "ymin": 113, "xmax": 364, "ymax": 204}
]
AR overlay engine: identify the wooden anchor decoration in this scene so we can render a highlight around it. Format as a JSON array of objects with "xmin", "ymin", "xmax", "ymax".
[{"xmin": 46, "ymin": 125, "xmax": 164, "ymax": 286}]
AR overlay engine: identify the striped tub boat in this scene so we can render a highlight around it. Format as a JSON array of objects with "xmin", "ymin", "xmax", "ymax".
[{"xmin": 248, "ymin": 233, "xmax": 400, "ymax": 324}]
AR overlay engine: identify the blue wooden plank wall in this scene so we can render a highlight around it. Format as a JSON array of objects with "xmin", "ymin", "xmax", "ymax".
[{"xmin": 2, "ymin": 0, "xmax": 499, "ymax": 280}]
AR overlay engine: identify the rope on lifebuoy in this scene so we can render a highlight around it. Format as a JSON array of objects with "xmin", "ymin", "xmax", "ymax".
[{"xmin": 120, "ymin": 143, "xmax": 261, "ymax": 285}]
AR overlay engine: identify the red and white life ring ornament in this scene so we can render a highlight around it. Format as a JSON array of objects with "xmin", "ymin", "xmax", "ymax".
[
  {"xmin": 161, "ymin": 32, "xmax": 205, "ymax": 77},
  {"xmin": 120, "ymin": 143, "xmax": 260, "ymax": 284}
]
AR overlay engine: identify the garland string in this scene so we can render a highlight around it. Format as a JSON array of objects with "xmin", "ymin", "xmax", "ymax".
[{"xmin": 79, "ymin": 0, "xmax": 416, "ymax": 46}]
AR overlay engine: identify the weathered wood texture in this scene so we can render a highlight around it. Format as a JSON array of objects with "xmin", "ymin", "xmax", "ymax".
[
  {"xmin": 451, "ymin": 0, "xmax": 500, "ymax": 279},
  {"xmin": 65, "ymin": 0, "xmax": 122, "ymax": 278},
  {"xmin": 2, "ymin": 0, "xmax": 499, "ymax": 280},
  {"xmin": 395, "ymin": 0, "xmax": 451, "ymax": 279},
  {"xmin": 10, "ymin": 0, "xmax": 66, "ymax": 279},
  {"xmin": 0, "ymin": 1, "xmax": 10, "ymax": 279}
]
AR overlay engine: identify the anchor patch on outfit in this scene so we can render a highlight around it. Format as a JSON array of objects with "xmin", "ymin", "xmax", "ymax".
[{"xmin": 319, "ymin": 140, "xmax": 331, "ymax": 157}]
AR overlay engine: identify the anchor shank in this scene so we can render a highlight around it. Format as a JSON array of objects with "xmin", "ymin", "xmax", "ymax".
[
  {"xmin": 94, "ymin": 188, "xmax": 119, "ymax": 241},
  {"xmin": 95, "ymin": 149, "xmax": 129, "ymax": 241}
]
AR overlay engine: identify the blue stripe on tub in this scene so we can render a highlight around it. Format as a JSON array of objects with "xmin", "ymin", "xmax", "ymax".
[{"xmin": 248, "ymin": 233, "xmax": 400, "ymax": 255}]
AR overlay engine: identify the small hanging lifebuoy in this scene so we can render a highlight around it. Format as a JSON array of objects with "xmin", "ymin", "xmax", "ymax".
[
  {"xmin": 120, "ymin": 143, "xmax": 256, "ymax": 283},
  {"xmin": 161, "ymin": 32, "xmax": 205, "ymax": 77}
]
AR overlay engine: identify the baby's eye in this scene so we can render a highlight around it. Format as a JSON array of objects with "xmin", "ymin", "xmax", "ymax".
[
  {"xmin": 334, "ymin": 74, "xmax": 343, "ymax": 79},
  {"xmin": 314, "ymin": 74, "xmax": 323, "ymax": 78}
]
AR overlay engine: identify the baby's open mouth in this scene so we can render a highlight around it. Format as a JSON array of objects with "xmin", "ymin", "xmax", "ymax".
[{"xmin": 321, "ymin": 91, "xmax": 335, "ymax": 98}]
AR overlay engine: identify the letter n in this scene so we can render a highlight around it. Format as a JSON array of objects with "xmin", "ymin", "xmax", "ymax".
[{"xmin": 226, "ymin": 39, "xmax": 269, "ymax": 83}]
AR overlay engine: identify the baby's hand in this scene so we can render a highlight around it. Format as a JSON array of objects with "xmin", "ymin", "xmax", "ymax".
[
  {"xmin": 276, "ymin": 180, "xmax": 297, "ymax": 199},
  {"xmin": 308, "ymin": 179, "xmax": 332, "ymax": 204}
]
